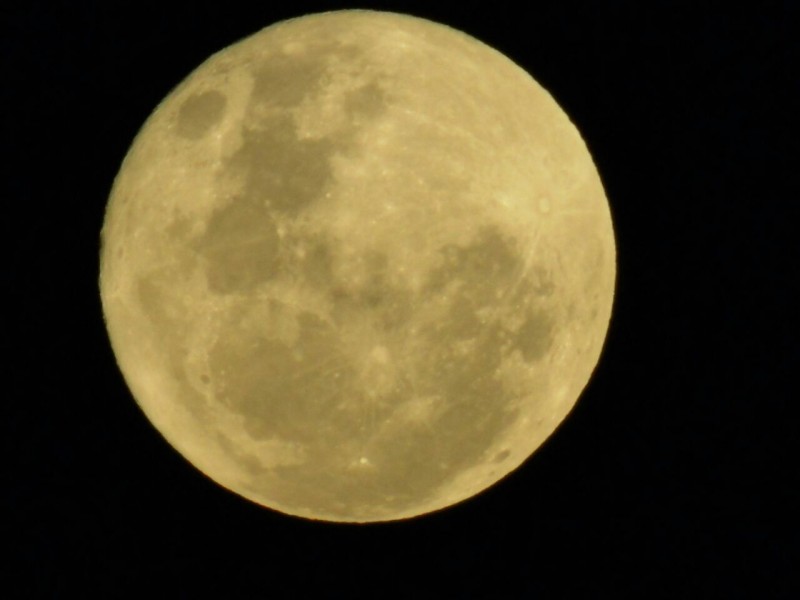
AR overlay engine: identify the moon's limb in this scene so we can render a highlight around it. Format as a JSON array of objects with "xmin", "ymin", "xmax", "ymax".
[{"xmin": 99, "ymin": 10, "xmax": 615, "ymax": 522}]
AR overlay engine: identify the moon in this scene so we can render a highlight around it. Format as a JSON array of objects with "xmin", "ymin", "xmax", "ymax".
[{"xmin": 99, "ymin": 10, "xmax": 615, "ymax": 522}]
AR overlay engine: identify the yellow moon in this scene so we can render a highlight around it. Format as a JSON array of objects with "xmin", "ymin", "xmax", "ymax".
[{"xmin": 99, "ymin": 10, "xmax": 615, "ymax": 522}]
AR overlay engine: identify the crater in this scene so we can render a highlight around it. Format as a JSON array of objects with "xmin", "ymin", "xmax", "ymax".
[
  {"xmin": 175, "ymin": 90, "xmax": 226, "ymax": 139},
  {"xmin": 194, "ymin": 194, "xmax": 281, "ymax": 294}
]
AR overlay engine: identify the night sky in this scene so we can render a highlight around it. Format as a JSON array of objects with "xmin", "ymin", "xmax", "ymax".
[{"xmin": 4, "ymin": 1, "xmax": 796, "ymax": 597}]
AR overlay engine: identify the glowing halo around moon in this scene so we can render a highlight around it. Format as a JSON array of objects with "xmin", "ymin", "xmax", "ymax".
[{"xmin": 99, "ymin": 10, "xmax": 616, "ymax": 522}]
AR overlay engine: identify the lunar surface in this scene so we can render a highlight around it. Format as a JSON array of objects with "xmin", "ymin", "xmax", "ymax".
[{"xmin": 99, "ymin": 10, "xmax": 616, "ymax": 522}]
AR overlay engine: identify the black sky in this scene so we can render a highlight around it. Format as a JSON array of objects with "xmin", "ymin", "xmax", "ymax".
[{"xmin": 3, "ymin": 1, "xmax": 797, "ymax": 597}]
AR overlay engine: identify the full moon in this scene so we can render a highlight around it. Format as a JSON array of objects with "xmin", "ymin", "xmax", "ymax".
[{"xmin": 99, "ymin": 10, "xmax": 615, "ymax": 522}]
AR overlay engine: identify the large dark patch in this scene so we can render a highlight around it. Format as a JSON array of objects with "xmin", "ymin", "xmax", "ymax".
[
  {"xmin": 326, "ymin": 250, "xmax": 415, "ymax": 332},
  {"xmin": 194, "ymin": 194, "xmax": 281, "ymax": 294},
  {"xmin": 513, "ymin": 309, "xmax": 555, "ymax": 362},
  {"xmin": 249, "ymin": 54, "xmax": 327, "ymax": 108},
  {"xmin": 175, "ymin": 90, "xmax": 226, "ymax": 139},
  {"xmin": 227, "ymin": 115, "xmax": 335, "ymax": 216},
  {"xmin": 427, "ymin": 226, "xmax": 521, "ymax": 309},
  {"xmin": 208, "ymin": 310, "xmax": 356, "ymax": 445}
]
